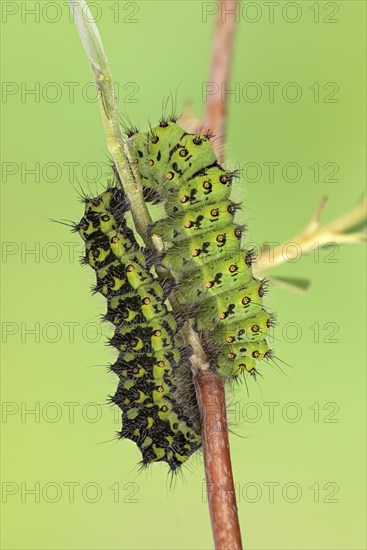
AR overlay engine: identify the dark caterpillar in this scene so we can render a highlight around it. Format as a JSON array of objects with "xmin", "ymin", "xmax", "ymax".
[
  {"xmin": 127, "ymin": 120, "xmax": 274, "ymax": 378},
  {"xmin": 75, "ymin": 187, "xmax": 201, "ymax": 471}
]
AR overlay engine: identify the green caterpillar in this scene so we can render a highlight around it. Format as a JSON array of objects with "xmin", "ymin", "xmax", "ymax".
[
  {"xmin": 127, "ymin": 118, "xmax": 274, "ymax": 378},
  {"xmin": 75, "ymin": 187, "xmax": 201, "ymax": 471}
]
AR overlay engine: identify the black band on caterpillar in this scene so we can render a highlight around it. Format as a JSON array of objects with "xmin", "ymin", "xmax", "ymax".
[
  {"xmin": 75, "ymin": 187, "xmax": 201, "ymax": 470},
  {"xmin": 128, "ymin": 120, "xmax": 273, "ymax": 378}
]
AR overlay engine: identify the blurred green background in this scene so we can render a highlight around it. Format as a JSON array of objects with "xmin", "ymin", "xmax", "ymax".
[{"xmin": 1, "ymin": 1, "xmax": 366, "ymax": 549}]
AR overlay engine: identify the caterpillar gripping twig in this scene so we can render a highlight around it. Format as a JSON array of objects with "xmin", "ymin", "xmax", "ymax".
[
  {"xmin": 127, "ymin": 120, "xmax": 273, "ymax": 379},
  {"xmin": 75, "ymin": 187, "xmax": 201, "ymax": 471}
]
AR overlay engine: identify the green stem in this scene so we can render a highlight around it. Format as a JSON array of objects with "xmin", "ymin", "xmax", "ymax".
[
  {"xmin": 68, "ymin": 0, "xmax": 209, "ymax": 366},
  {"xmin": 68, "ymin": 0, "xmax": 152, "ymax": 244}
]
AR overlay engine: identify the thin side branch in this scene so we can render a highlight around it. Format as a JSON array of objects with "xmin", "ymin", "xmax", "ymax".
[
  {"xmin": 203, "ymin": 0, "xmax": 238, "ymax": 158},
  {"xmin": 179, "ymin": 0, "xmax": 238, "ymax": 162},
  {"xmin": 255, "ymin": 194, "xmax": 367, "ymax": 275}
]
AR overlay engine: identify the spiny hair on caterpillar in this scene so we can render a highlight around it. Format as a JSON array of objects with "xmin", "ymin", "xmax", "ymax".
[
  {"xmin": 158, "ymin": 113, "xmax": 179, "ymax": 127},
  {"xmin": 119, "ymin": 109, "xmax": 140, "ymax": 138},
  {"xmin": 224, "ymin": 348, "xmax": 293, "ymax": 403},
  {"xmin": 73, "ymin": 179, "xmax": 120, "ymax": 208},
  {"xmin": 120, "ymin": 110, "xmax": 180, "ymax": 141},
  {"xmin": 160, "ymin": 91, "xmax": 180, "ymax": 126}
]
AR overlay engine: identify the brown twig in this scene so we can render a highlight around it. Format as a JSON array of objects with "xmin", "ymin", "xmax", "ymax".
[
  {"xmin": 195, "ymin": 369, "xmax": 242, "ymax": 550},
  {"xmin": 203, "ymin": 0, "xmax": 238, "ymax": 158},
  {"xmin": 71, "ymin": 1, "xmax": 242, "ymax": 548},
  {"xmin": 190, "ymin": 3, "xmax": 243, "ymax": 548}
]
